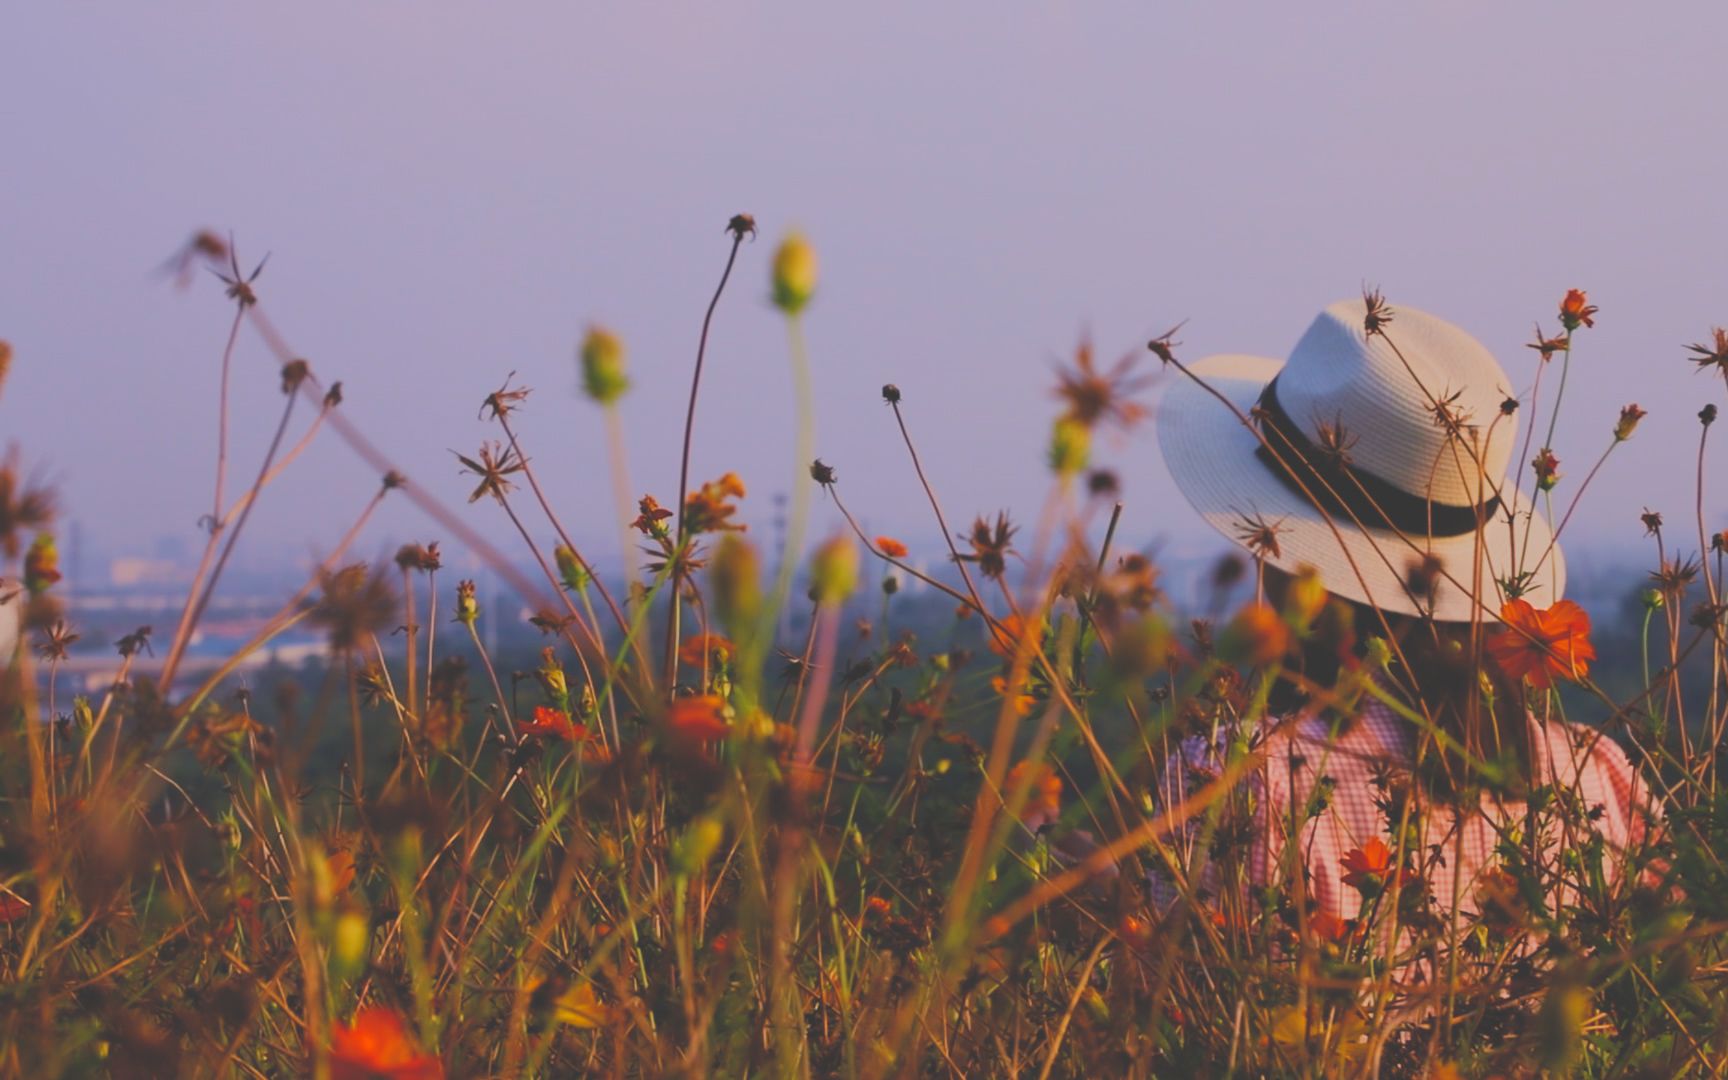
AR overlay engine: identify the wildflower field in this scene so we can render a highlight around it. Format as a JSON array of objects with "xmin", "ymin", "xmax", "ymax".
[{"xmin": 4, "ymin": 221, "xmax": 1728, "ymax": 1078}]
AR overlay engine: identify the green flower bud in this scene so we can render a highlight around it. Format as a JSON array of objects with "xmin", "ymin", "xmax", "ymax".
[
  {"xmin": 708, "ymin": 535, "xmax": 762, "ymax": 637},
  {"xmin": 555, "ymin": 545, "xmax": 589, "ymax": 593},
  {"xmin": 579, "ymin": 326, "xmax": 629, "ymax": 405}
]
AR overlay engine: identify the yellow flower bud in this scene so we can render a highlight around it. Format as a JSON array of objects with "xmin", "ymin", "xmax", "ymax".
[
  {"xmin": 672, "ymin": 815, "xmax": 725, "ymax": 878},
  {"xmin": 1284, "ymin": 565, "xmax": 1328, "ymax": 629},
  {"xmin": 1047, "ymin": 418, "xmax": 1090, "ymax": 476},
  {"xmin": 708, "ymin": 535, "xmax": 762, "ymax": 638},
  {"xmin": 772, "ymin": 232, "xmax": 818, "ymax": 314},
  {"xmin": 810, "ymin": 535, "xmax": 859, "ymax": 607},
  {"xmin": 579, "ymin": 325, "xmax": 629, "ymax": 405},
  {"xmin": 332, "ymin": 910, "xmax": 371, "ymax": 977}
]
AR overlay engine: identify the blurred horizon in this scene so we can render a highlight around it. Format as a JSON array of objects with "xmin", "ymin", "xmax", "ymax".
[{"xmin": 4, "ymin": 3, "xmax": 1727, "ymax": 584}]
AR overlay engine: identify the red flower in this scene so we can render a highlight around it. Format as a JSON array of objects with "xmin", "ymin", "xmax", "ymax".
[
  {"xmin": 1340, "ymin": 837, "xmax": 1416, "ymax": 896},
  {"xmin": 667, "ymin": 694, "xmax": 730, "ymax": 741},
  {"xmin": 329, "ymin": 1008, "xmax": 444, "ymax": 1080},
  {"xmin": 1559, "ymin": 288, "xmax": 1598, "ymax": 331},
  {"xmin": 517, "ymin": 705, "xmax": 588, "ymax": 742},
  {"xmin": 1486, "ymin": 599, "xmax": 1596, "ymax": 690},
  {"xmin": 678, "ymin": 633, "xmax": 734, "ymax": 667},
  {"xmin": 874, "ymin": 535, "xmax": 909, "ymax": 559}
]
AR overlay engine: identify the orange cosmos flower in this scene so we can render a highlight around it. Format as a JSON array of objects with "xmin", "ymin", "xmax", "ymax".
[
  {"xmin": 329, "ymin": 1007, "xmax": 444, "ymax": 1080},
  {"xmin": 517, "ymin": 705, "xmax": 588, "ymax": 742},
  {"xmin": 667, "ymin": 694, "xmax": 730, "ymax": 741},
  {"xmin": 1559, "ymin": 288, "xmax": 1598, "ymax": 331},
  {"xmin": 1340, "ymin": 837, "xmax": 1417, "ymax": 896},
  {"xmin": 1486, "ymin": 599, "xmax": 1596, "ymax": 690},
  {"xmin": 987, "ymin": 612, "xmax": 1044, "ymax": 658},
  {"xmin": 1005, "ymin": 760, "xmax": 1062, "ymax": 829},
  {"xmin": 678, "ymin": 633, "xmax": 735, "ymax": 666},
  {"xmin": 874, "ymin": 535, "xmax": 909, "ymax": 559},
  {"xmin": 991, "ymin": 675, "xmax": 1036, "ymax": 717}
]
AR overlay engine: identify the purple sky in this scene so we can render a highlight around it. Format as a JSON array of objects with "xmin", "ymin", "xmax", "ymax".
[{"xmin": 4, "ymin": 4, "xmax": 1726, "ymax": 580}]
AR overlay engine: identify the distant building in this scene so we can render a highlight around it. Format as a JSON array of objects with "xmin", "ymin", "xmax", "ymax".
[{"xmin": 109, "ymin": 556, "xmax": 192, "ymax": 589}]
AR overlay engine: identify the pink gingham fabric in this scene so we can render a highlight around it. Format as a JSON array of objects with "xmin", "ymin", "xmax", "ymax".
[{"xmin": 1151, "ymin": 698, "xmax": 1660, "ymax": 919}]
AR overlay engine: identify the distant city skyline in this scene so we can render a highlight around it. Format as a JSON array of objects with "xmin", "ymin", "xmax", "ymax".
[{"xmin": 5, "ymin": 4, "xmax": 1727, "ymax": 585}]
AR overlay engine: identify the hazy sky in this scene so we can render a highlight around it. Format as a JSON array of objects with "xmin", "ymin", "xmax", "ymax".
[{"xmin": 4, "ymin": 4, "xmax": 1726, "ymax": 580}]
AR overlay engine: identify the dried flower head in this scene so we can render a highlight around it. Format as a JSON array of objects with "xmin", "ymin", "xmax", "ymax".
[
  {"xmin": 1145, "ymin": 321, "xmax": 1186, "ymax": 365},
  {"xmin": 214, "ymin": 241, "xmax": 269, "ymax": 308},
  {"xmin": 481, "ymin": 375, "xmax": 532, "ymax": 419},
  {"xmin": 1527, "ymin": 324, "xmax": 1570, "ymax": 362},
  {"xmin": 1231, "ymin": 512, "xmax": 1287, "ymax": 562},
  {"xmin": 726, "ymin": 213, "xmax": 757, "ymax": 242},
  {"xmin": 1362, "ymin": 286, "xmax": 1394, "ymax": 336},
  {"xmin": 1053, "ymin": 337, "xmax": 1152, "ymax": 432},
  {"xmin": 309, "ymin": 564, "xmax": 397, "ymax": 653},
  {"xmin": 809, "ymin": 459, "xmax": 837, "ymax": 486},
  {"xmin": 1686, "ymin": 327, "xmax": 1728, "ymax": 376},
  {"xmin": 1640, "ymin": 508, "xmax": 1663, "ymax": 536},
  {"xmin": 959, "ymin": 512, "xmax": 1017, "ymax": 580},
  {"xmin": 454, "ymin": 442, "xmax": 525, "ymax": 505},
  {"xmin": 1312, "ymin": 414, "xmax": 1359, "ymax": 467},
  {"xmin": 1650, "ymin": 555, "xmax": 1700, "ymax": 600},
  {"xmin": 881, "ymin": 383, "xmax": 901, "ymax": 404},
  {"xmin": 1704, "ymin": 403, "xmax": 1720, "ymax": 427},
  {"xmin": 33, "ymin": 619, "xmax": 78, "ymax": 662}
]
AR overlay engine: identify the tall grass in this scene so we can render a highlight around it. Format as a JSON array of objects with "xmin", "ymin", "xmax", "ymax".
[{"xmin": 0, "ymin": 230, "xmax": 1725, "ymax": 1078}]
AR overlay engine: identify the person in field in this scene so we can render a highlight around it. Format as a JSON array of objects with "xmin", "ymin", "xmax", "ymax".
[{"xmin": 1151, "ymin": 297, "xmax": 1661, "ymax": 929}]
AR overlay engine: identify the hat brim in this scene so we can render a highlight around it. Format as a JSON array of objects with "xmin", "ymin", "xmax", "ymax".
[{"xmin": 1158, "ymin": 353, "xmax": 1564, "ymax": 622}]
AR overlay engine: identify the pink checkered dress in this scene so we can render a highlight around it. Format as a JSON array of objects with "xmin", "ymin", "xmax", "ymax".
[{"xmin": 1151, "ymin": 698, "xmax": 1660, "ymax": 920}]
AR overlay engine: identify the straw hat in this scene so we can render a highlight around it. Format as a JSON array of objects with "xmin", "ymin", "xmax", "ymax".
[{"xmin": 1157, "ymin": 298, "xmax": 1562, "ymax": 622}]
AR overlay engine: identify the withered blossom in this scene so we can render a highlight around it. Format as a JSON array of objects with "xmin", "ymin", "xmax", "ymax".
[
  {"xmin": 1146, "ymin": 321, "xmax": 1186, "ymax": 365},
  {"xmin": 213, "ymin": 241, "xmax": 268, "ymax": 307},
  {"xmin": 481, "ymin": 375, "xmax": 533, "ymax": 419},
  {"xmin": 1686, "ymin": 327, "xmax": 1728, "ymax": 376},
  {"xmin": 1650, "ymin": 555, "xmax": 1700, "ymax": 600},
  {"xmin": 116, "ymin": 625, "xmax": 153, "ymax": 658},
  {"xmin": 33, "ymin": 619, "xmax": 78, "ymax": 662},
  {"xmin": 1053, "ymin": 337, "xmax": 1153, "ymax": 432},
  {"xmin": 1362, "ymin": 286, "xmax": 1393, "ymax": 336},
  {"xmin": 1232, "ymin": 512, "xmax": 1288, "ymax": 561},
  {"xmin": 726, "ymin": 213, "xmax": 757, "ymax": 241},
  {"xmin": 309, "ymin": 564, "xmax": 397, "ymax": 653},
  {"xmin": 809, "ymin": 459, "xmax": 838, "ymax": 486},
  {"xmin": 454, "ymin": 442, "xmax": 525, "ymax": 505},
  {"xmin": 881, "ymin": 383, "xmax": 901, "ymax": 404},
  {"xmin": 958, "ymin": 512, "xmax": 1017, "ymax": 580},
  {"xmin": 1527, "ymin": 324, "xmax": 1569, "ymax": 362},
  {"xmin": 1640, "ymin": 508, "xmax": 1663, "ymax": 536}
]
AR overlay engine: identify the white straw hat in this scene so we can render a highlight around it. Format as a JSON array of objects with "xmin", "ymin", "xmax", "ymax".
[{"xmin": 1158, "ymin": 298, "xmax": 1562, "ymax": 622}]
